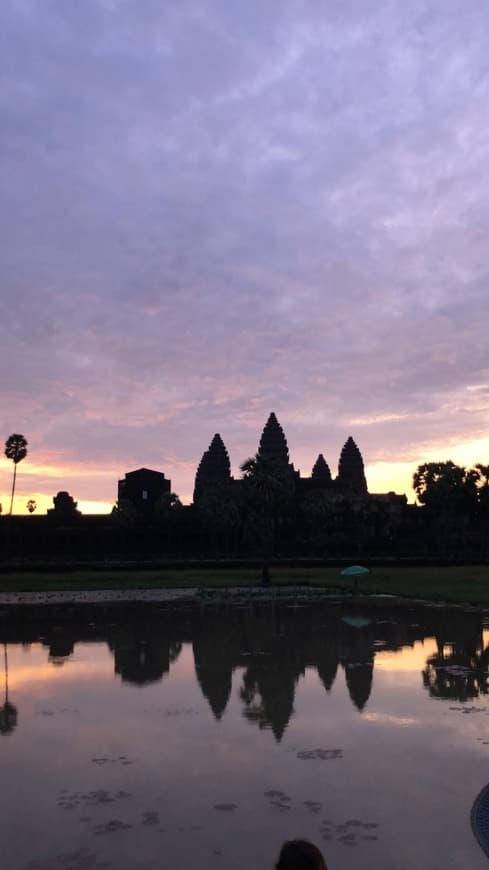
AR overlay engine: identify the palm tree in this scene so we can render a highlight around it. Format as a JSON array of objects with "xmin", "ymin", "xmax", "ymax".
[
  {"xmin": 240, "ymin": 454, "xmax": 294, "ymax": 585},
  {"xmin": 154, "ymin": 491, "xmax": 183, "ymax": 555},
  {"xmin": 474, "ymin": 464, "xmax": 489, "ymax": 557},
  {"xmin": 475, "ymin": 464, "xmax": 489, "ymax": 507},
  {"xmin": 5, "ymin": 434, "xmax": 28, "ymax": 516}
]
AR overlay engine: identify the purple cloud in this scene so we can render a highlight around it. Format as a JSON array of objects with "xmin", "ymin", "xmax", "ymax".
[{"xmin": 1, "ymin": 0, "xmax": 489, "ymax": 507}]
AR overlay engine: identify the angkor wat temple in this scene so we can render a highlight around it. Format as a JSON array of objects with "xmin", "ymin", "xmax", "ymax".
[
  {"xmin": 2, "ymin": 412, "xmax": 421, "ymax": 562},
  {"xmin": 194, "ymin": 411, "xmax": 402, "ymax": 506}
]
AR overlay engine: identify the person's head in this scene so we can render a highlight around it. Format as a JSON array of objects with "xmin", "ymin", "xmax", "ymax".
[{"xmin": 275, "ymin": 839, "xmax": 328, "ymax": 870}]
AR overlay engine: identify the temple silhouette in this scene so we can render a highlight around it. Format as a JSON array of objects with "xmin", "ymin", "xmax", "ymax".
[
  {"xmin": 1, "ymin": 412, "xmax": 422, "ymax": 561},
  {"xmin": 193, "ymin": 412, "xmax": 375, "ymax": 503},
  {"xmin": 120, "ymin": 413, "xmax": 402, "ymax": 510}
]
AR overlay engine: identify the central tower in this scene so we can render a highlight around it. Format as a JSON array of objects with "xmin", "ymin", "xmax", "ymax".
[{"xmin": 257, "ymin": 412, "xmax": 290, "ymax": 466}]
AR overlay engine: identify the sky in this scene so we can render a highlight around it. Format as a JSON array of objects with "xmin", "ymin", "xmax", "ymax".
[{"xmin": 1, "ymin": 0, "xmax": 489, "ymax": 513}]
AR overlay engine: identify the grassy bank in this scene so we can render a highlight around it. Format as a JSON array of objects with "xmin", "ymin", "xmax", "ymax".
[{"xmin": 0, "ymin": 564, "xmax": 488, "ymax": 604}]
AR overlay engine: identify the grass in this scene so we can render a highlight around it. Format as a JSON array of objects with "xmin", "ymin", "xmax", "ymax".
[{"xmin": 0, "ymin": 564, "xmax": 488, "ymax": 604}]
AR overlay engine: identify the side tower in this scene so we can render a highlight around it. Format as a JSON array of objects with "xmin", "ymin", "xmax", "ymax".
[
  {"xmin": 337, "ymin": 437, "xmax": 368, "ymax": 495},
  {"xmin": 311, "ymin": 453, "xmax": 332, "ymax": 486},
  {"xmin": 193, "ymin": 433, "xmax": 232, "ymax": 502}
]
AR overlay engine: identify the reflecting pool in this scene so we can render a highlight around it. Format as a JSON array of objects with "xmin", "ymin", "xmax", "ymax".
[{"xmin": 1, "ymin": 598, "xmax": 489, "ymax": 869}]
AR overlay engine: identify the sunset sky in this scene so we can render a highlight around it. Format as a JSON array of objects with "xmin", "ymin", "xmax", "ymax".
[{"xmin": 1, "ymin": 0, "xmax": 489, "ymax": 514}]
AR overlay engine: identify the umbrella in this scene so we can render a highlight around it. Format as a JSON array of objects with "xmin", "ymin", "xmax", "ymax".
[
  {"xmin": 340, "ymin": 564, "xmax": 370, "ymax": 594},
  {"xmin": 340, "ymin": 565, "xmax": 370, "ymax": 577},
  {"xmin": 341, "ymin": 615, "xmax": 372, "ymax": 628}
]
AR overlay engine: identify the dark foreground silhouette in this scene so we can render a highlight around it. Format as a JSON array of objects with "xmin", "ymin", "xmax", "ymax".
[{"xmin": 276, "ymin": 839, "xmax": 328, "ymax": 869}]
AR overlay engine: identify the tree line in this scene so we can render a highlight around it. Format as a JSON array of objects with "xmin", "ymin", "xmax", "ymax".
[{"xmin": 413, "ymin": 461, "xmax": 489, "ymax": 512}]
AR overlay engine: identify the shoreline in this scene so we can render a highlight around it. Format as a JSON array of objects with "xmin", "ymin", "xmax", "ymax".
[
  {"xmin": 0, "ymin": 585, "xmax": 485, "ymax": 612},
  {"xmin": 0, "ymin": 564, "xmax": 488, "ymax": 605}
]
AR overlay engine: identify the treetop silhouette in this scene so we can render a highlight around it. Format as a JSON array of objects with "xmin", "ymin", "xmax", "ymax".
[{"xmin": 413, "ymin": 461, "xmax": 479, "ymax": 511}]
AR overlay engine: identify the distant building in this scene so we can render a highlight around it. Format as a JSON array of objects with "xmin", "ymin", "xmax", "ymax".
[
  {"xmin": 47, "ymin": 491, "xmax": 81, "ymax": 521},
  {"xmin": 118, "ymin": 468, "xmax": 171, "ymax": 512}
]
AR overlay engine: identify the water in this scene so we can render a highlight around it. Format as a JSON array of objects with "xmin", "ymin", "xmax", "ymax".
[{"xmin": 1, "ymin": 598, "xmax": 489, "ymax": 869}]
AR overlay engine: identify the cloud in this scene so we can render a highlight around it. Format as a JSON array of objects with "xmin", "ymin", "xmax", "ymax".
[{"xmin": 1, "ymin": 0, "xmax": 489, "ymax": 509}]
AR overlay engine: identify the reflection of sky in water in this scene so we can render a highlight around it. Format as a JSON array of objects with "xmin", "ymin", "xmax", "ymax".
[{"xmin": 1, "ymin": 603, "xmax": 489, "ymax": 869}]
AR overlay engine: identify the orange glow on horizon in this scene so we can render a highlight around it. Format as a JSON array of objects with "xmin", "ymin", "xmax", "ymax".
[
  {"xmin": 375, "ymin": 638, "xmax": 438, "ymax": 671},
  {"xmin": 0, "ymin": 492, "xmax": 114, "ymax": 516},
  {"xmin": 367, "ymin": 434, "xmax": 489, "ymax": 503}
]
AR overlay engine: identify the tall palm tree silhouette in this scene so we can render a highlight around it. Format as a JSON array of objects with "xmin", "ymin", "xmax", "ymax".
[
  {"xmin": 0, "ymin": 643, "xmax": 18, "ymax": 735},
  {"xmin": 240, "ymin": 454, "xmax": 294, "ymax": 585},
  {"xmin": 5, "ymin": 434, "xmax": 28, "ymax": 516}
]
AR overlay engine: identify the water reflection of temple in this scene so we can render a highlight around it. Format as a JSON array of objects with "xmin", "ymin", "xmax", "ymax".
[
  {"xmin": 192, "ymin": 611, "xmax": 240, "ymax": 720},
  {"xmin": 339, "ymin": 619, "xmax": 375, "ymax": 712},
  {"xmin": 1, "ymin": 601, "xmax": 489, "ymax": 740},
  {"xmin": 109, "ymin": 626, "xmax": 181, "ymax": 687},
  {"xmin": 238, "ymin": 610, "xmax": 305, "ymax": 741}
]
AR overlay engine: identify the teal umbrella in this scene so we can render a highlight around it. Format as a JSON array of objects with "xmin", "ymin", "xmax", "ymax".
[
  {"xmin": 340, "ymin": 565, "xmax": 370, "ymax": 577},
  {"xmin": 341, "ymin": 615, "xmax": 372, "ymax": 628}
]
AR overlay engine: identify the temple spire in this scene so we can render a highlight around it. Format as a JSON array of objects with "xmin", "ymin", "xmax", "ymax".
[
  {"xmin": 258, "ymin": 413, "xmax": 289, "ymax": 466},
  {"xmin": 193, "ymin": 433, "xmax": 231, "ymax": 502},
  {"xmin": 311, "ymin": 453, "xmax": 332, "ymax": 484},
  {"xmin": 337, "ymin": 437, "xmax": 368, "ymax": 495}
]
